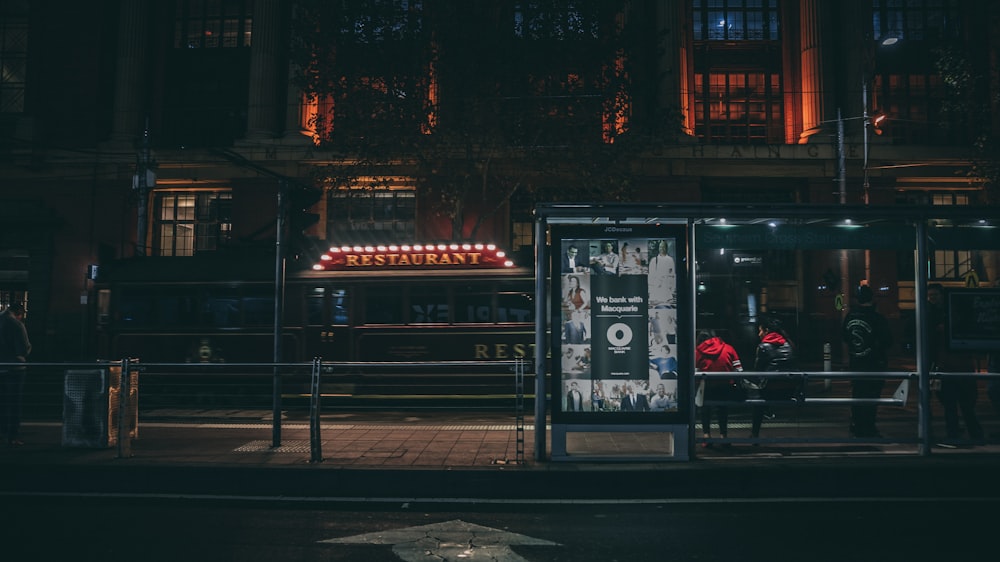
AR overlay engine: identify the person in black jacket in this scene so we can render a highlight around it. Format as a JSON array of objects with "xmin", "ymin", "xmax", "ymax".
[
  {"xmin": 0, "ymin": 303, "xmax": 31, "ymax": 447},
  {"xmin": 842, "ymin": 284, "xmax": 892, "ymax": 437},
  {"xmin": 750, "ymin": 316, "xmax": 795, "ymax": 439}
]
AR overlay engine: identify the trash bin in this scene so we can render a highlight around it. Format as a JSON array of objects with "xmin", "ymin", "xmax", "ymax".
[{"xmin": 62, "ymin": 364, "xmax": 138, "ymax": 448}]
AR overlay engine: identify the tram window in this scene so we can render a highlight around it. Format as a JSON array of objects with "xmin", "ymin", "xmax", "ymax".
[
  {"xmin": 497, "ymin": 291, "xmax": 534, "ymax": 322},
  {"xmin": 242, "ymin": 296, "xmax": 274, "ymax": 326},
  {"xmin": 455, "ymin": 285, "xmax": 493, "ymax": 323},
  {"xmin": 410, "ymin": 286, "xmax": 449, "ymax": 324},
  {"xmin": 331, "ymin": 289, "xmax": 348, "ymax": 324},
  {"xmin": 203, "ymin": 293, "xmax": 241, "ymax": 327},
  {"xmin": 119, "ymin": 289, "xmax": 196, "ymax": 327},
  {"xmin": 155, "ymin": 292, "xmax": 197, "ymax": 326},
  {"xmin": 118, "ymin": 294, "xmax": 154, "ymax": 326},
  {"xmin": 365, "ymin": 287, "xmax": 404, "ymax": 324},
  {"xmin": 306, "ymin": 287, "xmax": 324, "ymax": 326},
  {"xmin": 306, "ymin": 287, "xmax": 349, "ymax": 326}
]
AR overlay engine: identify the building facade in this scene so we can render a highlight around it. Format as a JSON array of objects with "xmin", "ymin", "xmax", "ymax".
[{"xmin": 1, "ymin": 0, "xmax": 997, "ymax": 362}]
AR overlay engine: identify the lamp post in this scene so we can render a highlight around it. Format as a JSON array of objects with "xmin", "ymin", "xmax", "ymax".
[
  {"xmin": 860, "ymin": 36, "xmax": 897, "ymax": 282},
  {"xmin": 862, "ymin": 36, "xmax": 897, "ymax": 207}
]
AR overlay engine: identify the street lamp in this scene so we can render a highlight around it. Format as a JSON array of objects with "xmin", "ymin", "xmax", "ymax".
[{"xmin": 862, "ymin": 36, "xmax": 899, "ymax": 206}]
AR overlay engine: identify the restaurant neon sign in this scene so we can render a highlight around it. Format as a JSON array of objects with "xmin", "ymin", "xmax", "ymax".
[{"xmin": 312, "ymin": 243, "xmax": 516, "ymax": 271}]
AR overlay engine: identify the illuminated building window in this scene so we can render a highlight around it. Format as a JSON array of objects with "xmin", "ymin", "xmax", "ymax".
[
  {"xmin": 871, "ymin": 1, "xmax": 965, "ymax": 145},
  {"xmin": 694, "ymin": 71, "xmax": 783, "ymax": 144},
  {"xmin": 299, "ymin": 1, "xmax": 428, "ymax": 144},
  {"xmin": 693, "ymin": 0, "xmax": 779, "ymax": 41},
  {"xmin": 930, "ymin": 192, "xmax": 973, "ymax": 281},
  {"xmin": 509, "ymin": 3, "xmax": 622, "ymax": 144},
  {"xmin": 0, "ymin": 1, "xmax": 27, "ymax": 114},
  {"xmin": 328, "ymin": 188, "xmax": 415, "ymax": 240},
  {"xmin": 897, "ymin": 190, "xmax": 975, "ymax": 281},
  {"xmin": 511, "ymin": 220, "xmax": 533, "ymax": 252},
  {"xmin": 873, "ymin": 0, "xmax": 961, "ymax": 42},
  {"xmin": 173, "ymin": 0, "xmax": 253, "ymax": 49},
  {"xmin": 154, "ymin": 190, "xmax": 233, "ymax": 256}
]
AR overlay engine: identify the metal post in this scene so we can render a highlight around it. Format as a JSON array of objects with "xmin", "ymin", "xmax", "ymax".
[
  {"xmin": 915, "ymin": 221, "xmax": 932, "ymax": 455},
  {"xmin": 272, "ymin": 183, "xmax": 286, "ymax": 448},
  {"xmin": 533, "ymin": 216, "xmax": 548, "ymax": 461},
  {"xmin": 134, "ymin": 120, "xmax": 153, "ymax": 257},
  {"xmin": 687, "ymin": 219, "xmax": 698, "ymax": 456},
  {"xmin": 515, "ymin": 358, "xmax": 525, "ymax": 464},
  {"xmin": 116, "ymin": 358, "xmax": 133, "ymax": 458},
  {"xmin": 837, "ymin": 108, "xmax": 850, "ymax": 364},
  {"xmin": 862, "ymin": 80, "xmax": 871, "ymax": 205},
  {"xmin": 309, "ymin": 357, "xmax": 323, "ymax": 463}
]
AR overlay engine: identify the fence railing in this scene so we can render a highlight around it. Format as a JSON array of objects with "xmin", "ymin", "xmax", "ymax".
[{"xmin": 5, "ymin": 360, "xmax": 999, "ymax": 461}]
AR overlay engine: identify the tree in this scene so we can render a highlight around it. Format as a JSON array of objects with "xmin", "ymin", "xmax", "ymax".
[
  {"xmin": 933, "ymin": 44, "xmax": 1000, "ymax": 203},
  {"xmin": 290, "ymin": 1, "xmax": 678, "ymax": 241}
]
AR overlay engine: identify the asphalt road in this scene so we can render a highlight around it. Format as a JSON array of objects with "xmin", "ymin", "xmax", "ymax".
[{"xmin": 3, "ymin": 495, "xmax": 994, "ymax": 561}]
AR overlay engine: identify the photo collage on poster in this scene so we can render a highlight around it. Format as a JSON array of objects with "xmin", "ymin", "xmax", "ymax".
[{"xmin": 559, "ymin": 236, "xmax": 679, "ymax": 414}]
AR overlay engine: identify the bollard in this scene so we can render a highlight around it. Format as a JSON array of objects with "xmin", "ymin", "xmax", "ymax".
[{"xmin": 823, "ymin": 342, "xmax": 832, "ymax": 391}]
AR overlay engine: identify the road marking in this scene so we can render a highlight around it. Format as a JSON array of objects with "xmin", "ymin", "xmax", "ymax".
[{"xmin": 319, "ymin": 519, "xmax": 559, "ymax": 561}]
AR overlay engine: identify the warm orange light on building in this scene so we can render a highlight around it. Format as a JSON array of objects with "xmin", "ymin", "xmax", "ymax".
[{"xmin": 602, "ymin": 49, "xmax": 630, "ymax": 143}]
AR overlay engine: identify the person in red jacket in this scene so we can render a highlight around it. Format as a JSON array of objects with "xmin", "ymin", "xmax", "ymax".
[{"xmin": 695, "ymin": 329, "xmax": 743, "ymax": 447}]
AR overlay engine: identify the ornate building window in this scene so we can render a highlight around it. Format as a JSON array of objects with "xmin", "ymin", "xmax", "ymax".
[
  {"xmin": 870, "ymin": 0, "xmax": 966, "ymax": 145},
  {"xmin": 872, "ymin": 0, "xmax": 961, "ymax": 42},
  {"xmin": 693, "ymin": 0, "xmax": 780, "ymax": 41},
  {"xmin": 694, "ymin": 71, "xmax": 782, "ymax": 144},
  {"xmin": 0, "ymin": 1, "xmax": 28, "ymax": 114},
  {"xmin": 328, "ymin": 188, "xmax": 416, "ymax": 240},
  {"xmin": 174, "ymin": 0, "xmax": 253, "ymax": 49},
  {"xmin": 691, "ymin": 1, "xmax": 783, "ymax": 143},
  {"xmin": 509, "ymin": 2, "xmax": 627, "ymax": 144},
  {"xmin": 896, "ymin": 190, "xmax": 975, "ymax": 281},
  {"xmin": 154, "ymin": 190, "xmax": 233, "ymax": 256}
]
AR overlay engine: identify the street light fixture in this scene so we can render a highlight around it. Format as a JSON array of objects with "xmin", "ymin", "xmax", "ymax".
[{"xmin": 862, "ymin": 36, "xmax": 899, "ymax": 206}]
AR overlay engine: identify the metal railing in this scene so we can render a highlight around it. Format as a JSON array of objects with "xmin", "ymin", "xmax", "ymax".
[
  {"xmin": 7, "ymin": 360, "xmax": 998, "ymax": 462},
  {"xmin": 695, "ymin": 369, "xmax": 1000, "ymax": 449}
]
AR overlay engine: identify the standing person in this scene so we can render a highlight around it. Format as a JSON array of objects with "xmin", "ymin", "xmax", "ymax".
[
  {"xmin": 0, "ymin": 303, "xmax": 31, "ymax": 447},
  {"xmin": 620, "ymin": 384, "xmax": 649, "ymax": 411},
  {"xmin": 647, "ymin": 240, "xmax": 676, "ymax": 306},
  {"xmin": 563, "ymin": 308, "xmax": 588, "ymax": 344},
  {"xmin": 842, "ymin": 284, "xmax": 893, "ymax": 438},
  {"xmin": 565, "ymin": 381, "xmax": 584, "ymax": 412},
  {"xmin": 695, "ymin": 329, "xmax": 743, "ymax": 447},
  {"xmin": 749, "ymin": 317, "xmax": 795, "ymax": 440},
  {"xmin": 927, "ymin": 284, "xmax": 983, "ymax": 444},
  {"xmin": 591, "ymin": 381, "xmax": 605, "ymax": 411}
]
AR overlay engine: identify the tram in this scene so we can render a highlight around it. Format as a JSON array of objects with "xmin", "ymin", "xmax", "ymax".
[{"xmin": 92, "ymin": 243, "xmax": 536, "ymax": 410}]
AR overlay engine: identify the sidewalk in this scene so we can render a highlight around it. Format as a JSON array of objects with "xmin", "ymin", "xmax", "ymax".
[{"xmin": 4, "ymin": 409, "xmax": 1000, "ymax": 501}]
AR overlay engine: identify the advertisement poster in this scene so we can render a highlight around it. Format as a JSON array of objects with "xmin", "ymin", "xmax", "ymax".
[{"xmin": 554, "ymin": 230, "xmax": 682, "ymax": 418}]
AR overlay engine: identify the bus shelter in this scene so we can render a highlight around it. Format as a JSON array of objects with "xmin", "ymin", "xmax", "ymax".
[{"xmin": 533, "ymin": 203, "xmax": 1000, "ymax": 462}]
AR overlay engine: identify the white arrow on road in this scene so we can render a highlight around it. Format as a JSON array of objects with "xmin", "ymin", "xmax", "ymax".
[{"xmin": 319, "ymin": 518, "xmax": 560, "ymax": 561}]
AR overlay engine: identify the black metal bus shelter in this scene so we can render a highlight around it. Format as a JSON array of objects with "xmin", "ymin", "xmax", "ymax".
[{"xmin": 533, "ymin": 203, "xmax": 1000, "ymax": 462}]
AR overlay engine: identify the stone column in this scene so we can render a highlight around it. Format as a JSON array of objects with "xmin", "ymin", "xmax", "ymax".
[
  {"xmin": 108, "ymin": 0, "xmax": 150, "ymax": 146},
  {"xmin": 655, "ymin": 2, "xmax": 691, "ymax": 138},
  {"xmin": 246, "ymin": 0, "xmax": 283, "ymax": 139},
  {"xmin": 798, "ymin": 0, "xmax": 824, "ymax": 142},
  {"xmin": 282, "ymin": 66, "xmax": 314, "ymax": 145}
]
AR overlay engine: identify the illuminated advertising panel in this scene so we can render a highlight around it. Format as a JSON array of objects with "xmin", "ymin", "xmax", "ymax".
[{"xmin": 552, "ymin": 225, "xmax": 687, "ymax": 421}]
